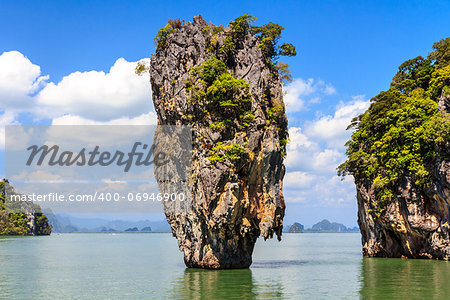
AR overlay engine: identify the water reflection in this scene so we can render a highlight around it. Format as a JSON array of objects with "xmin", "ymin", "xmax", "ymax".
[
  {"xmin": 251, "ymin": 259, "xmax": 307, "ymax": 268},
  {"xmin": 169, "ymin": 268, "xmax": 284, "ymax": 299},
  {"xmin": 360, "ymin": 257, "xmax": 450, "ymax": 299}
]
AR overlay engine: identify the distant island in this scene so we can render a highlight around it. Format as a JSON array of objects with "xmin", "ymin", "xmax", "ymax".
[
  {"xmin": 46, "ymin": 213, "xmax": 169, "ymax": 233},
  {"xmin": 288, "ymin": 222, "xmax": 304, "ymax": 233},
  {"xmin": 285, "ymin": 219, "xmax": 359, "ymax": 233},
  {"xmin": 125, "ymin": 227, "xmax": 139, "ymax": 232},
  {"xmin": 124, "ymin": 226, "xmax": 152, "ymax": 232}
]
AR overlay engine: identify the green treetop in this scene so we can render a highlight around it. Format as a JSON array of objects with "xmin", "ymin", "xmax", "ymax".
[{"xmin": 338, "ymin": 38, "xmax": 450, "ymax": 215}]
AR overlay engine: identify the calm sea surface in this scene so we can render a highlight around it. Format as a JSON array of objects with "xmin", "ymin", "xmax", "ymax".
[{"xmin": 0, "ymin": 232, "xmax": 449, "ymax": 299}]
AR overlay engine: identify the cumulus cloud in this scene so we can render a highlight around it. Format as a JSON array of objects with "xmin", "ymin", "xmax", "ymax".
[
  {"xmin": 0, "ymin": 51, "xmax": 49, "ymax": 111},
  {"xmin": 284, "ymin": 78, "xmax": 336, "ymax": 113},
  {"xmin": 0, "ymin": 111, "xmax": 18, "ymax": 150},
  {"xmin": 285, "ymin": 127, "xmax": 320, "ymax": 172},
  {"xmin": 286, "ymin": 98, "xmax": 369, "ymax": 171},
  {"xmin": 284, "ymin": 96, "xmax": 370, "ymax": 208},
  {"xmin": 283, "ymin": 174, "xmax": 355, "ymax": 205},
  {"xmin": 284, "ymin": 171, "xmax": 316, "ymax": 189},
  {"xmin": 51, "ymin": 112, "xmax": 157, "ymax": 125},
  {"xmin": 312, "ymin": 149, "xmax": 345, "ymax": 172},
  {"xmin": 36, "ymin": 58, "xmax": 152, "ymax": 121},
  {"xmin": 0, "ymin": 51, "xmax": 152, "ymax": 122},
  {"xmin": 305, "ymin": 96, "xmax": 369, "ymax": 149},
  {"xmin": 0, "ymin": 51, "xmax": 156, "ymax": 150},
  {"xmin": 285, "ymin": 128, "xmax": 344, "ymax": 173}
]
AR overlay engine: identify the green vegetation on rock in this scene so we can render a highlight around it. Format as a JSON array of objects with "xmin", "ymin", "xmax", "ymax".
[
  {"xmin": 208, "ymin": 142, "xmax": 247, "ymax": 164},
  {"xmin": 253, "ymin": 22, "xmax": 296, "ymax": 63},
  {"xmin": 0, "ymin": 180, "xmax": 52, "ymax": 236},
  {"xmin": 153, "ymin": 15, "xmax": 292, "ymax": 167},
  {"xmin": 185, "ymin": 56, "xmax": 252, "ymax": 128},
  {"xmin": 184, "ymin": 56, "xmax": 253, "ymax": 165},
  {"xmin": 338, "ymin": 38, "xmax": 450, "ymax": 214},
  {"xmin": 201, "ymin": 14, "xmax": 296, "ymax": 83},
  {"xmin": 152, "ymin": 14, "xmax": 296, "ymax": 81},
  {"xmin": 154, "ymin": 18, "xmax": 185, "ymax": 49}
]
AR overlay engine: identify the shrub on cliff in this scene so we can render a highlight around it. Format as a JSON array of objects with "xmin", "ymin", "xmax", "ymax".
[
  {"xmin": 338, "ymin": 38, "xmax": 450, "ymax": 214},
  {"xmin": 153, "ymin": 19, "xmax": 185, "ymax": 49},
  {"xmin": 185, "ymin": 56, "xmax": 252, "ymax": 126}
]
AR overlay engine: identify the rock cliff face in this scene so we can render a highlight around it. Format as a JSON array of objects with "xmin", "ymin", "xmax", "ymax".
[
  {"xmin": 150, "ymin": 16, "xmax": 287, "ymax": 268},
  {"xmin": 356, "ymin": 92, "xmax": 450, "ymax": 260}
]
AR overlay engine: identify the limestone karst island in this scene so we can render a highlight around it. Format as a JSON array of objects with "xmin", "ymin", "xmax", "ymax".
[
  {"xmin": 338, "ymin": 40, "xmax": 450, "ymax": 260},
  {"xmin": 1, "ymin": 2, "xmax": 450, "ymax": 299},
  {"xmin": 150, "ymin": 15, "xmax": 293, "ymax": 269}
]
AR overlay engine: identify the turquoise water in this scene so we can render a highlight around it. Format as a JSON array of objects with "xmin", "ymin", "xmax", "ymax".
[{"xmin": 0, "ymin": 233, "xmax": 449, "ymax": 299}]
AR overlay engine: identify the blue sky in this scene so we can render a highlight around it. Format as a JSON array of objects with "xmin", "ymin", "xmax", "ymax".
[{"xmin": 1, "ymin": 0, "xmax": 449, "ymax": 227}]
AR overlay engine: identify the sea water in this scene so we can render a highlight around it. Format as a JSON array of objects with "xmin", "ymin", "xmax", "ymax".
[{"xmin": 0, "ymin": 233, "xmax": 449, "ymax": 299}]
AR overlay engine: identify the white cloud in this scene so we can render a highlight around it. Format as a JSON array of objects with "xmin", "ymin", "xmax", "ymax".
[
  {"xmin": 323, "ymin": 84, "xmax": 336, "ymax": 95},
  {"xmin": 284, "ymin": 96, "xmax": 370, "ymax": 207},
  {"xmin": 285, "ymin": 128, "xmax": 343, "ymax": 174},
  {"xmin": 286, "ymin": 127, "xmax": 315, "ymax": 151},
  {"xmin": 313, "ymin": 175, "xmax": 356, "ymax": 206},
  {"xmin": 286, "ymin": 98, "xmax": 369, "ymax": 173},
  {"xmin": 284, "ymin": 171, "xmax": 316, "ymax": 189},
  {"xmin": 312, "ymin": 149, "xmax": 344, "ymax": 172},
  {"xmin": 0, "ymin": 51, "xmax": 156, "ymax": 149},
  {"xmin": 51, "ymin": 112, "xmax": 157, "ymax": 125},
  {"xmin": 0, "ymin": 51, "xmax": 152, "ymax": 123},
  {"xmin": 36, "ymin": 58, "xmax": 152, "ymax": 121},
  {"xmin": 47, "ymin": 113, "xmax": 159, "ymax": 148},
  {"xmin": 285, "ymin": 127, "xmax": 321, "ymax": 172},
  {"xmin": 0, "ymin": 51, "xmax": 49, "ymax": 111},
  {"xmin": 0, "ymin": 111, "xmax": 19, "ymax": 150},
  {"xmin": 305, "ymin": 96, "xmax": 369, "ymax": 149},
  {"xmin": 284, "ymin": 78, "xmax": 336, "ymax": 113},
  {"xmin": 10, "ymin": 170, "xmax": 64, "ymax": 182}
]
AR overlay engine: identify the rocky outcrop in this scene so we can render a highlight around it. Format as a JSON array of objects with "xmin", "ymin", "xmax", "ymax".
[
  {"xmin": 356, "ymin": 92, "xmax": 450, "ymax": 260},
  {"xmin": 150, "ymin": 16, "xmax": 287, "ymax": 268},
  {"xmin": 0, "ymin": 180, "xmax": 52, "ymax": 236}
]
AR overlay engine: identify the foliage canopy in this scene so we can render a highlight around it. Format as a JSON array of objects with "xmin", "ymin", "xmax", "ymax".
[
  {"xmin": 152, "ymin": 14, "xmax": 297, "ymax": 83},
  {"xmin": 338, "ymin": 38, "xmax": 450, "ymax": 209},
  {"xmin": 185, "ymin": 56, "xmax": 252, "ymax": 129}
]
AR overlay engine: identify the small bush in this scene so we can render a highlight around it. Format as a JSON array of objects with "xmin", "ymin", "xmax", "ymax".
[
  {"xmin": 168, "ymin": 18, "xmax": 184, "ymax": 29},
  {"xmin": 154, "ymin": 19, "xmax": 184, "ymax": 49},
  {"xmin": 185, "ymin": 56, "xmax": 252, "ymax": 127},
  {"xmin": 154, "ymin": 24, "xmax": 175, "ymax": 49},
  {"xmin": 208, "ymin": 142, "xmax": 247, "ymax": 164},
  {"xmin": 135, "ymin": 60, "xmax": 149, "ymax": 76},
  {"xmin": 202, "ymin": 26, "xmax": 211, "ymax": 34}
]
